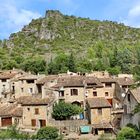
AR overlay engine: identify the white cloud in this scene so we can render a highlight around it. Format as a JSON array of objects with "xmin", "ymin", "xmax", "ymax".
[
  {"xmin": 0, "ymin": 1, "xmax": 41, "ymax": 39},
  {"xmin": 128, "ymin": 5, "xmax": 140, "ymax": 18},
  {"xmin": 122, "ymin": 3, "xmax": 140, "ymax": 28}
]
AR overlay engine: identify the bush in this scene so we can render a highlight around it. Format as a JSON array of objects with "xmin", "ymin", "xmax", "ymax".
[
  {"xmin": 116, "ymin": 127, "xmax": 136, "ymax": 140},
  {"xmin": 0, "ymin": 125, "xmax": 30, "ymax": 139},
  {"xmin": 35, "ymin": 126, "xmax": 59, "ymax": 140}
]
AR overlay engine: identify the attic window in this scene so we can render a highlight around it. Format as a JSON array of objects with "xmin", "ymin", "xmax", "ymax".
[
  {"xmin": 26, "ymin": 80, "xmax": 34, "ymax": 83},
  {"xmin": 105, "ymin": 83, "xmax": 112, "ymax": 87},
  {"xmin": 1, "ymin": 79, "xmax": 6, "ymax": 82}
]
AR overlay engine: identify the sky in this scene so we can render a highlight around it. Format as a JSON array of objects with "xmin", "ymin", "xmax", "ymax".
[{"xmin": 1, "ymin": 0, "xmax": 140, "ymax": 39}]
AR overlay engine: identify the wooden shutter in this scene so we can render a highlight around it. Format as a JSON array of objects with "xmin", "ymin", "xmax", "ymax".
[{"xmin": 31, "ymin": 119, "xmax": 36, "ymax": 127}]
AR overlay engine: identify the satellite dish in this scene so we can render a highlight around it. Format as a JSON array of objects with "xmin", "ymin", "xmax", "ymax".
[{"xmin": 121, "ymin": 93, "xmax": 126, "ymax": 97}]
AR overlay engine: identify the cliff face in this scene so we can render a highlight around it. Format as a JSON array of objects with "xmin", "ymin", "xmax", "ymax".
[{"xmin": 3, "ymin": 10, "xmax": 140, "ymax": 52}]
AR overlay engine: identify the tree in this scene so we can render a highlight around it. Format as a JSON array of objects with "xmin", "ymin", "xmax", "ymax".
[
  {"xmin": 67, "ymin": 53, "xmax": 76, "ymax": 72},
  {"xmin": 35, "ymin": 126, "xmax": 59, "ymax": 140},
  {"xmin": 52, "ymin": 101, "xmax": 83, "ymax": 120},
  {"xmin": 21, "ymin": 57, "xmax": 46, "ymax": 74},
  {"xmin": 116, "ymin": 127, "xmax": 136, "ymax": 140},
  {"xmin": 134, "ymin": 103, "xmax": 140, "ymax": 114}
]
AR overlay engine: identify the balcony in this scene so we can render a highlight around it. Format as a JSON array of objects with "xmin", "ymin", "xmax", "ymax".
[{"xmin": 111, "ymin": 108, "xmax": 124, "ymax": 114}]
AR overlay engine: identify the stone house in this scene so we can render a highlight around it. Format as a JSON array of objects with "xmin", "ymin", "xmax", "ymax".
[
  {"xmin": 13, "ymin": 74, "xmax": 41, "ymax": 98},
  {"xmin": 121, "ymin": 88, "xmax": 140, "ymax": 127},
  {"xmin": 0, "ymin": 70, "xmax": 25, "ymax": 101},
  {"xmin": 0, "ymin": 96, "xmax": 53, "ymax": 130},
  {"xmin": 0, "ymin": 103, "xmax": 23, "ymax": 127},
  {"xmin": 86, "ymin": 97, "xmax": 112, "ymax": 135},
  {"xmin": 85, "ymin": 77, "xmax": 116, "ymax": 107},
  {"xmin": 36, "ymin": 75, "xmax": 58, "ymax": 98},
  {"xmin": 52, "ymin": 76, "xmax": 85, "ymax": 107}
]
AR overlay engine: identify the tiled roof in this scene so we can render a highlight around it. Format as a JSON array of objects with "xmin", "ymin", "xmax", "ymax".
[
  {"xmin": 85, "ymin": 76, "xmax": 103, "ymax": 87},
  {"xmin": 99, "ymin": 78, "xmax": 116, "ymax": 83},
  {"xmin": 87, "ymin": 97, "xmax": 111, "ymax": 108},
  {"xmin": 92, "ymin": 122, "xmax": 113, "ymax": 129},
  {"xmin": 37, "ymin": 75, "xmax": 58, "ymax": 84},
  {"xmin": 16, "ymin": 96, "xmax": 50, "ymax": 105},
  {"xmin": 0, "ymin": 104, "xmax": 23, "ymax": 117},
  {"xmin": 130, "ymin": 88, "xmax": 140, "ymax": 103},
  {"xmin": 0, "ymin": 73, "xmax": 17, "ymax": 79},
  {"xmin": 116, "ymin": 77, "xmax": 134, "ymax": 86},
  {"xmin": 18, "ymin": 74, "xmax": 38, "ymax": 80},
  {"xmin": 53, "ymin": 76, "xmax": 85, "ymax": 88}
]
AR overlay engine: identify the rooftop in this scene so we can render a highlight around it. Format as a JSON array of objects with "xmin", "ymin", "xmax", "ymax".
[
  {"xmin": 87, "ymin": 97, "xmax": 111, "ymax": 108},
  {"xmin": 16, "ymin": 96, "xmax": 50, "ymax": 106},
  {"xmin": 0, "ymin": 104, "xmax": 23, "ymax": 117}
]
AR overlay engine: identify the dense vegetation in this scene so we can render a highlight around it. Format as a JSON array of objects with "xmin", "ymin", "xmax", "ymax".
[
  {"xmin": 116, "ymin": 124, "xmax": 140, "ymax": 140},
  {"xmin": 52, "ymin": 101, "xmax": 83, "ymax": 120},
  {"xmin": 1, "ymin": 10, "xmax": 140, "ymax": 75},
  {"xmin": 33, "ymin": 126, "xmax": 62, "ymax": 140}
]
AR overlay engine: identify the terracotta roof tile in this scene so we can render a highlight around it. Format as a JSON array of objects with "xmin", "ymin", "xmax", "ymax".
[
  {"xmin": 0, "ymin": 73, "xmax": 17, "ymax": 79},
  {"xmin": 85, "ymin": 76, "xmax": 103, "ymax": 87},
  {"xmin": 116, "ymin": 77, "xmax": 134, "ymax": 86},
  {"xmin": 99, "ymin": 78, "xmax": 116, "ymax": 83},
  {"xmin": 87, "ymin": 97, "xmax": 111, "ymax": 108},
  {"xmin": 92, "ymin": 122, "xmax": 112, "ymax": 129},
  {"xmin": 16, "ymin": 96, "xmax": 50, "ymax": 105},
  {"xmin": 37, "ymin": 75, "xmax": 58, "ymax": 84},
  {"xmin": 0, "ymin": 104, "xmax": 23, "ymax": 117},
  {"xmin": 18, "ymin": 74, "xmax": 38, "ymax": 80},
  {"xmin": 55, "ymin": 76, "xmax": 85, "ymax": 87}
]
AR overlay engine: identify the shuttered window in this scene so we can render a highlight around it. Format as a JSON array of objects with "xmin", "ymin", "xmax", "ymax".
[{"xmin": 31, "ymin": 119, "xmax": 36, "ymax": 127}]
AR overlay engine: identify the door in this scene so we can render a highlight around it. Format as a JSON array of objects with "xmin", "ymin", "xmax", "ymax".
[
  {"xmin": 39, "ymin": 120, "xmax": 46, "ymax": 127},
  {"xmin": 1, "ymin": 117, "xmax": 12, "ymax": 127}
]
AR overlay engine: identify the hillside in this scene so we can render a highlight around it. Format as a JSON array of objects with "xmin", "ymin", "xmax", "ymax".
[{"xmin": 0, "ymin": 10, "xmax": 140, "ymax": 74}]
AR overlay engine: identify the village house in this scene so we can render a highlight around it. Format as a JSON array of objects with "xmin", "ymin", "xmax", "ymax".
[
  {"xmin": 86, "ymin": 97, "xmax": 112, "ymax": 135},
  {"xmin": 17, "ymin": 96, "xmax": 52, "ymax": 129},
  {"xmin": 0, "ymin": 103, "xmax": 23, "ymax": 127},
  {"xmin": 13, "ymin": 74, "xmax": 44, "ymax": 98},
  {"xmin": 121, "ymin": 88, "xmax": 140, "ymax": 127},
  {"xmin": 52, "ymin": 75, "xmax": 86, "ymax": 107},
  {"xmin": 0, "ymin": 69, "xmax": 25, "ymax": 101},
  {"xmin": 36, "ymin": 75, "xmax": 58, "ymax": 98},
  {"xmin": 0, "ymin": 96, "xmax": 53, "ymax": 130}
]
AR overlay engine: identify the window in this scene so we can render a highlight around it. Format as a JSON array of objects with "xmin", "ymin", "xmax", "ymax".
[
  {"xmin": 93, "ymin": 91, "xmax": 97, "ymax": 96},
  {"xmin": 98, "ymin": 108, "xmax": 102, "ymax": 115},
  {"xmin": 105, "ymin": 92, "xmax": 109, "ymax": 96},
  {"xmin": 105, "ymin": 83, "xmax": 112, "ymax": 87},
  {"xmin": 27, "ymin": 80, "xmax": 34, "ymax": 83},
  {"xmin": 59, "ymin": 91, "xmax": 64, "ymax": 97},
  {"xmin": 35, "ymin": 108, "xmax": 39, "ymax": 115},
  {"xmin": 1, "ymin": 79, "xmax": 6, "ymax": 82},
  {"xmin": 71, "ymin": 89, "xmax": 78, "ymax": 96},
  {"xmin": 128, "ymin": 94, "xmax": 131, "ymax": 102},
  {"xmin": 31, "ymin": 119, "xmax": 36, "ymax": 127},
  {"xmin": 27, "ymin": 108, "xmax": 30, "ymax": 111},
  {"xmin": 2, "ymin": 85, "xmax": 5, "ymax": 92},
  {"xmin": 29, "ymin": 88, "xmax": 33, "ymax": 93},
  {"xmin": 21, "ymin": 88, "xmax": 24, "ymax": 93}
]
